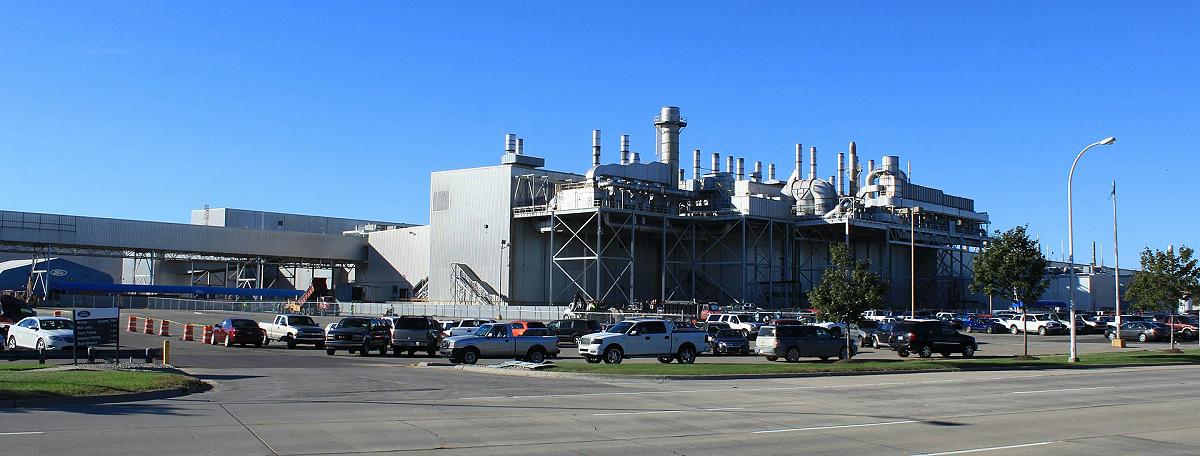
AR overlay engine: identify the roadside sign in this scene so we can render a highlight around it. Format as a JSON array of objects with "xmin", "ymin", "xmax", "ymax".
[{"xmin": 73, "ymin": 308, "xmax": 119, "ymax": 347}]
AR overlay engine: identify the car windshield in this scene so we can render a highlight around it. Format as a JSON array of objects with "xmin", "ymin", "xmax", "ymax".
[
  {"xmin": 338, "ymin": 318, "xmax": 371, "ymax": 329},
  {"xmin": 527, "ymin": 321, "xmax": 546, "ymax": 328},
  {"xmin": 471, "ymin": 324, "xmax": 494, "ymax": 336},
  {"xmin": 39, "ymin": 319, "xmax": 73, "ymax": 330},
  {"xmin": 736, "ymin": 314, "xmax": 757, "ymax": 322},
  {"xmin": 289, "ymin": 316, "xmax": 317, "ymax": 326},
  {"xmin": 758, "ymin": 327, "xmax": 775, "ymax": 337},
  {"xmin": 716, "ymin": 329, "xmax": 742, "ymax": 338},
  {"xmin": 607, "ymin": 321, "xmax": 635, "ymax": 334},
  {"xmin": 230, "ymin": 319, "xmax": 259, "ymax": 329},
  {"xmin": 394, "ymin": 318, "xmax": 429, "ymax": 330}
]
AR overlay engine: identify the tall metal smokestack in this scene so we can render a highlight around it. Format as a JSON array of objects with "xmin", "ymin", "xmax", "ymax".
[
  {"xmin": 753, "ymin": 161, "xmax": 763, "ymax": 181},
  {"xmin": 591, "ymin": 130, "xmax": 601, "ymax": 167},
  {"xmin": 632, "ymin": 152, "xmax": 641, "ymax": 163},
  {"xmin": 736, "ymin": 157, "xmax": 745, "ymax": 181},
  {"xmin": 794, "ymin": 144, "xmax": 803, "ymax": 178},
  {"xmin": 837, "ymin": 152, "xmax": 846, "ymax": 196},
  {"xmin": 619, "ymin": 134, "xmax": 630, "ymax": 165},
  {"xmin": 516, "ymin": 138, "xmax": 524, "ymax": 155},
  {"xmin": 505, "ymin": 133, "xmax": 517, "ymax": 154},
  {"xmin": 726, "ymin": 156, "xmax": 734, "ymax": 174},
  {"xmin": 768, "ymin": 163, "xmax": 776, "ymax": 181},
  {"xmin": 679, "ymin": 169, "xmax": 685, "ymax": 182},
  {"xmin": 809, "ymin": 146, "xmax": 818, "ymax": 180},
  {"xmin": 848, "ymin": 141, "xmax": 859, "ymax": 195},
  {"xmin": 868, "ymin": 159, "xmax": 875, "ymax": 175},
  {"xmin": 692, "ymin": 149, "xmax": 701, "ymax": 181},
  {"xmin": 711, "ymin": 152, "xmax": 720, "ymax": 175},
  {"xmin": 654, "ymin": 106, "xmax": 687, "ymax": 180}
]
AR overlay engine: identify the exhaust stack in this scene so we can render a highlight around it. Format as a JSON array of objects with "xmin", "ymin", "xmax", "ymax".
[
  {"xmin": 768, "ymin": 163, "xmax": 776, "ymax": 181},
  {"xmin": 737, "ymin": 157, "xmax": 745, "ymax": 181},
  {"xmin": 726, "ymin": 156, "xmax": 734, "ymax": 174},
  {"xmin": 654, "ymin": 106, "xmax": 687, "ymax": 180},
  {"xmin": 809, "ymin": 146, "xmax": 818, "ymax": 180},
  {"xmin": 591, "ymin": 130, "xmax": 601, "ymax": 167},
  {"xmin": 516, "ymin": 138, "xmax": 524, "ymax": 155},
  {"xmin": 505, "ymin": 133, "xmax": 517, "ymax": 154},
  {"xmin": 692, "ymin": 149, "xmax": 701, "ymax": 181},
  {"xmin": 753, "ymin": 161, "xmax": 763, "ymax": 181},
  {"xmin": 837, "ymin": 152, "xmax": 846, "ymax": 196},
  {"xmin": 794, "ymin": 144, "xmax": 803, "ymax": 178},
  {"xmin": 620, "ymin": 134, "xmax": 630, "ymax": 165},
  {"xmin": 848, "ymin": 141, "xmax": 859, "ymax": 195},
  {"xmin": 711, "ymin": 152, "xmax": 720, "ymax": 175}
]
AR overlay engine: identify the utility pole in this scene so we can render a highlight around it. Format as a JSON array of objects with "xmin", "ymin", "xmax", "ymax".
[{"xmin": 1111, "ymin": 180, "xmax": 1124, "ymax": 348}]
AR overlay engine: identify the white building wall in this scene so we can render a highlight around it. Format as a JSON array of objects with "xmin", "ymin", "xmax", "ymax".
[{"xmin": 361, "ymin": 226, "xmax": 430, "ymax": 301}]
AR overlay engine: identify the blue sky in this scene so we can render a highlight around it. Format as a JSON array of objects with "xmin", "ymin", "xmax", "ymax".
[{"xmin": 2, "ymin": 2, "xmax": 1197, "ymax": 264}]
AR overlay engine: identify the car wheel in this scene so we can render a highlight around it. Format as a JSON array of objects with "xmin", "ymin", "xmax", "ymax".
[
  {"xmin": 286, "ymin": 339, "xmax": 297, "ymax": 349},
  {"xmin": 897, "ymin": 349, "xmax": 910, "ymax": 358},
  {"xmin": 1138, "ymin": 333, "xmax": 1148, "ymax": 343},
  {"xmin": 765, "ymin": 356, "xmax": 779, "ymax": 362},
  {"xmin": 962, "ymin": 345, "xmax": 976, "ymax": 358},
  {"xmin": 871, "ymin": 338, "xmax": 881, "ymax": 349},
  {"xmin": 1038, "ymin": 327, "xmax": 1047, "ymax": 336},
  {"xmin": 573, "ymin": 336, "xmax": 582, "ymax": 346},
  {"xmin": 326, "ymin": 348, "xmax": 336, "ymax": 355},
  {"xmin": 35, "ymin": 339, "xmax": 46, "ymax": 351},
  {"xmin": 359, "ymin": 343, "xmax": 370, "ymax": 357},
  {"xmin": 603, "ymin": 346, "xmax": 623, "ymax": 364},
  {"xmin": 462, "ymin": 348, "xmax": 480, "ymax": 365},
  {"xmin": 262, "ymin": 337, "xmax": 271, "ymax": 346},
  {"xmin": 677, "ymin": 345, "xmax": 697, "ymax": 364},
  {"xmin": 1107, "ymin": 332, "xmax": 1116, "ymax": 340},
  {"xmin": 919, "ymin": 345, "xmax": 933, "ymax": 358},
  {"xmin": 7, "ymin": 336, "xmax": 16, "ymax": 350},
  {"xmin": 657, "ymin": 355, "xmax": 674, "ymax": 364},
  {"xmin": 224, "ymin": 336, "xmax": 232, "ymax": 347},
  {"xmin": 965, "ymin": 326, "xmax": 973, "ymax": 333},
  {"xmin": 784, "ymin": 347, "xmax": 801, "ymax": 363},
  {"xmin": 585, "ymin": 355, "xmax": 602, "ymax": 364},
  {"xmin": 986, "ymin": 327, "xmax": 995, "ymax": 334},
  {"xmin": 837, "ymin": 346, "xmax": 849, "ymax": 361},
  {"xmin": 527, "ymin": 347, "xmax": 546, "ymax": 364},
  {"xmin": 1184, "ymin": 329, "xmax": 1195, "ymax": 340},
  {"xmin": 1010, "ymin": 326, "xmax": 1020, "ymax": 335}
]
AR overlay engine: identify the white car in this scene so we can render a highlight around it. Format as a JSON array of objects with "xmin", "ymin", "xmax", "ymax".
[
  {"xmin": 446, "ymin": 319, "xmax": 498, "ymax": 337},
  {"xmin": 6, "ymin": 316, "xmax": 75, "ymax": 351}
]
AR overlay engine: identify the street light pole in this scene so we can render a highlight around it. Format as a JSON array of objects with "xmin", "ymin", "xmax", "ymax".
[
  {"xmin": 911, "ymin": 207, "xmax": 920, "ymax": 318},
  {"xmin": 1067, "ymin": 136, "xmax": 1116, "ymax": 363},
  {"xmin": 1111, "ymin": 180, "xmax": 1123, "ymax": 347}
]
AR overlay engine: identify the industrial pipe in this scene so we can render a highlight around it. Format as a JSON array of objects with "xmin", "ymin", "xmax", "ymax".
[
  {"xmin": 592, "ymin": 130, "xmax": 601, "ymax": 167},
  {"xmin": 620, "ymin": 134, "xmax": 630, "ymax": 165}
]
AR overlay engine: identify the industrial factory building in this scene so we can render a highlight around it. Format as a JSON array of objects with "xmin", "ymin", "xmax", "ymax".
[{"xmin": 0, "ymin": 106, "xmax": 1129, "ymax": 311}]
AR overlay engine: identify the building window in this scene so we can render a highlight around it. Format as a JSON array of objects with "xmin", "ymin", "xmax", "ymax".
[{"xmin": 277, "ymin": 220, "xmax": 284, "ymax": 227}]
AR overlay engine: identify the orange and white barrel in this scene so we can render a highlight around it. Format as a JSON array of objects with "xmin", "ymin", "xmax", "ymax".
[
  {"xmin": 128, "ymin": 316, "xmax": 138, "ymax": 332},
  {"xmin": 159, "ymin": 320, "xmax": 171, "ymax": 337},
  {"xmin": 202, "ymin": 325, "xmax": 214, "ymax": 344},
  {"xmin": 182, "ymin": 324, "xmax": 195, "ymax": 341},
  {"xmin": 144, "ymin": 318, "xmax": 155, "ymax": 334},
  {"xmin": 54, "ymin": 310, "xmax": 63, "ymax": 317}
]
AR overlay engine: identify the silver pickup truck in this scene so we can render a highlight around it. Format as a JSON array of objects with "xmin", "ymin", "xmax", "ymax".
[{"xmin": 439, "ymin": 323, "xmax": 560, "ymax": 365}]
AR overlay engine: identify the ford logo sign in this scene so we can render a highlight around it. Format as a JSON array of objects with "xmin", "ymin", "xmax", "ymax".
[
  {"xmin": 78, "ymin": 311, "xmax": 91, "ymax": 318},
  {"xmin": 49, "ymin": 269, "xmax": 68, "ymax": 277}
]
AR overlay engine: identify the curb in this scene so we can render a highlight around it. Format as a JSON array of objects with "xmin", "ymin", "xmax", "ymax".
[
  {"xmin": 0, "ymin": 381, "xmax": 211, "ymax": 409},
  {"xmin": 421, "ymin": 363, "xmax": 961, "ymax": 381}
]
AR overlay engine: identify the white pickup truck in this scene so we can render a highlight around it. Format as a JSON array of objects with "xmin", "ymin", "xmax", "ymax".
[
  {"xmin": 260, "ymin": 314, "xmax": 326, "ymax": 349},
  {"xmin": 578, "ymin": 318, "xmax": 708, "ymax": 364},
  {"xmin": 703, "ymin": 314, "xmax": 763, "ymax": 339},
  {"xmin": 1002, "ymin": 313, "xmax": 1066, "ymax": 336}
]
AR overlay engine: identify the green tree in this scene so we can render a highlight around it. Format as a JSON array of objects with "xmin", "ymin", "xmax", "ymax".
[
  {"xmin": 970, "ymin": 225, "xmax": 1049, "ymax": 358},
  {"xmin": 808, "ymin": 243, "xmax": 887, "ymax": 360},
  {"xmin": 1125, "ymin": 246, "xmax": 1200, "ymax": 350}
]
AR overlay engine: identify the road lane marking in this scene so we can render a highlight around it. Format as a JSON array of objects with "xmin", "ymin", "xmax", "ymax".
[
  {"xmin": 0, "ymin": 432, "xmax": 44, "ymax": 436},
  {"xmin": 911, "ymin": 441, "xmax": 1058, "ymax": 455},
  {"xmin": 753, "ymin": 420, "xmax": 917, "ymax": 434},
  {"xmin": 591, "ymin": 407, "xmax": 745, "ymax": 416},
  {"xmin": 1010, "ymin": 386, "xmax": 1113, "ymax": 395}
]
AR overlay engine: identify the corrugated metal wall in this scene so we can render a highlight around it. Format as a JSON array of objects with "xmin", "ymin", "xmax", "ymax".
[{"xmin": 362, "ymin": 226, "xmax": 430, "ymax": 301}]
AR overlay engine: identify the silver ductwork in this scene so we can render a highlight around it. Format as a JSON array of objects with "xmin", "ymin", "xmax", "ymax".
[
  {"xmin": 848, "ymin": 141, "xmax": 859, "ymax": 196},
  {"xmin": 505, "ymin": 133, "xmax": 517, "ymax": 154},
  {"xmin": 753, "ymin": 161, "xmax": 763, "ymax": 181},
  {"xmin": 632, "ymin": 152, "xmax": 641, "ymax": 163},
  {"xmin": 654, "ymin": 106, "xmax": 687, "ymax": 180},
  {"xmin": 711, "ymin": 152, "xmax": 720, "ymax": 175},
  {"xmin": 693, "ymin": 149, "xmax": 701, "ymax": 181},
  {"xmin": 837, "ymin": 152, "xmax": 845, "ymax": 196},
  {"xmin": 726, "ymin": 156, "xmax": 734, "ymax": 174},
  {"xmin": 516, "ymin": 138, "xmax": 524, "ymax": 155},
  {"xmin": 736, "ymin": 157, "xmax": 745, "ymax": 181},
  {"xmin": 768, "ymin": 163, "xmax": 776, "ymax": 181},
  {"xmin": 809, "ymin": 146, "xmax": 818, "ymax": 180}
]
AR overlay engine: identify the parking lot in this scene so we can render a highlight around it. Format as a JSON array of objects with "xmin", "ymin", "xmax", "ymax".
[{"xmin": 5, "ymin": 308, "xmax": 1200, "ymax": 456}]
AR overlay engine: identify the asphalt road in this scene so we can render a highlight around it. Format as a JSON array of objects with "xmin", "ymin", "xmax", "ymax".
[{"xmin": 3, "ymin": 352, "xmax": 1199, "ymax": 455}]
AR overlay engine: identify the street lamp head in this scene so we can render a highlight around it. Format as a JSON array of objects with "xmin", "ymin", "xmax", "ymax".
[{"xmin": 1099, "ymin": 137, "xmax": 1116, "ymax": 145}]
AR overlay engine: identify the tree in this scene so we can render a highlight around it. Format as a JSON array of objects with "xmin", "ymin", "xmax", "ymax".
[
  {"xmin": 808, "ymin": 243, "xmax": 887, "ymax": 360},
  {"xmin": 970, "ymin": 225, "xmax": 1049, "ymax": 358},
  {"xmin": 1126, "ymin": 246, "xmax": 1200, "ymax": 351}
]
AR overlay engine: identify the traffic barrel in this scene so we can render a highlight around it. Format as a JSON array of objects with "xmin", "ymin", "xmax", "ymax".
[
  {"xmin": 54, "ymin": 310, "xmax": 62, "ymax": 317},
  {"xmin": 181, "ymin": 324, "xmax": 195, "ymax": 341},
  {"xmin": 128, "ymin": 316, "xmax": 138, "ymax": 332},
  {"xmin": 202, "ymin": 325, "xmax": 213, "ymax": 344},
  {"xmin": 144, "ymin": 318, "xmax": 155, "ymax": 334},
  {"xmin": 159, "ymin": 320, "xmax": 170, "ymax": 337}
]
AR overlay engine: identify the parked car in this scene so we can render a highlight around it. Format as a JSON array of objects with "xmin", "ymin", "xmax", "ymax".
[
  {"xmin": 1106, "ymin": 315, "xmax": 1147, "ymax": 328},
  {"xmin": 0, "ymin": 297, "xmax": 37, "ymax": 349},
  {"xmin": 1047, "ymin": 313, "xmax": 1087, "ymax": 334},
  {"xmin": 446, "ymin": 319, "xmax": 497, "ymax": 337},
  {"xmin": 212, "ymin": 318, "xmax": 266, "ymax": 347},
  {"xmin": 546, "ymin": 319, "xmax": 603, "ymax": 345},
  {"xmin": 888, "ymin": 320, "xmax": 977, "ymax": 358},
  {"xmin": 964, "ymin": 318, "xmax": 1006, "ymax": 334},
  {"xmin": 1002, "ymin": 313, "xmax": 1066, "ymax": 336},
  {"xmin": 709, "ymin": 329, "xmax": 751, "ymax": 355},
  {"xmin": 5, "ymin": 316, "xmax": 74, "ymax": 351},
  {"xmin": 755, "ymin": 325, "xmax": 856, "ymax": 362},
  {"xmin": 855, "ymin": 320, "xmax": 883, "ymax": 347},
  {"xmin": 1106, "ymin": 321, "xmax": 1169, "ymax": 343},
  {"xmin": 439, "ymin": 322, "xmax": 560, "ymax": 364},
  {"xmin": 578, "ymin": 318, "xmax": 708, "ymax": 364},
  {"xmin": 260, "ymin": 314, "xmax": 325, "ymax": 349},
  {"xmin": 510, "ymin": 320, "xmax": 547, "ymax": 337},
  {"xmin": 379, "ymin": 315, "xmax": 442, "ymax": 356},
  {"xmin": 1083, "ymin": 315, "xmax": 1113, "ymax": 333},
  {"xmin": 866, "ymin": 321, "xmax": 904, "ymax": 349},
  {"xmin": 1144, "ymin": 315, "xmax": 1198, "ymax": 339},
  {"xmin": 324, "ymin": 317, "xmax": 391, "ymax": 356},
  {"xmin": 703, "ymin": 314, "xmax": 764, "ymax": 339},
  {"xmin": 861, "ymin": 310, "xmax": 896, "ymax": 322}
]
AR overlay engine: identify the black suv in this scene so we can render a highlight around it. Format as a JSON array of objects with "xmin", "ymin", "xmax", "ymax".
[
  {"xmin": 325, "ymin": 317, "xmax": 391, "ymax": 356},
  {"xmin": 546, "ymin": 319, "xmax": 602, "ymax": 345},
  {"xmin": 888, "ymin": 321, "xmax": 977, "ymax": 358}
]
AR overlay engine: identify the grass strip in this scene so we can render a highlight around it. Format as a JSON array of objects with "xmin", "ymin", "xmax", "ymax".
[
  {"xmin": 551, "ymin": 349, "xmax": 1200, "ymax": 376},
  {"xmin": 0, "ymin": 369, "xmax": 203, "ymax": 400}
]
